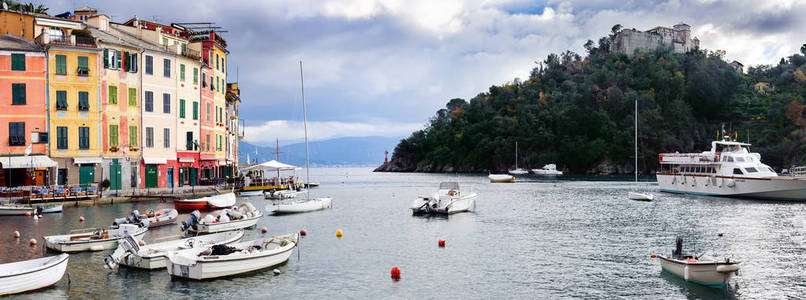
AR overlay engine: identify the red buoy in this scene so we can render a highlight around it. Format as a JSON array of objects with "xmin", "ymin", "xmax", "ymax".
[
  {"xmin": 390, "ymin": 266, "xmax": 401, "ymax": 280},
  {"xmin": 299, "ymin": 229, "xmax": 307, "ymax": 236},
  {"xmin": 79, "ymin": 216, "xmax": 85, "ymax": 222},
  {"xmin": 25, "ymin": 212, "xmax": 31, "ymax": 217},
  {"xmin": 650, "ymin": 254, "xmax": 657, "ymax": 258},
  {"xmin": 13, "ymin": 231, "xmax": 20, "ymax": 238},
  {"xmin": 261, "ymin": 227, "xmax": 268, "ymax": 234},
  {"xmin": 29, "ymin": 238, "xmax": 37, "ymax": 246},
  {"xmin": 438, "ymin": 240, "xmax": 446, "ymax": 247}
]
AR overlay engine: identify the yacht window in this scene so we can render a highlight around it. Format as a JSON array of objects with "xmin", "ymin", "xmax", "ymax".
[
  {"xmin": 735, "ymin": 157, "xmax": 745, "ymax": 162},
  {"xmin": 745, "ymin": 167, "xmax": 758, "ymax": 173},
  {"xmin": 712, "ymin": 167, "xmax": 717, "ymax": 173},
  {"xmin": 768, "ymin": 167, "xmax": 776, "ymax": 173},
  {"xmin": 725, "ymin": 156, "xmax": 733, "ymax": 162},
  {"xmin": 733, "ymin": 168, "xmax": 744, "ymax": 175}
]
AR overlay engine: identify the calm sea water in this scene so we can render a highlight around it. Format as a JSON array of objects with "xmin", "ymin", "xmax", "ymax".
[{"xmin": 1, "ymin": 167, "xmax": 805, "ymax": 299}]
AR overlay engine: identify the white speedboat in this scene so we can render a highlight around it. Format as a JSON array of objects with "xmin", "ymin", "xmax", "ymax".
[
  {"xmin": 656, "ymin": 237, "xmax": 739, "ymax": 288},
  {"xmin": 628, "ymin": 192, "xmax": 654, "ymax": 201},
  {"xmin": 105, "ymin": 230, "xmax": 245, "ymax": 270},
  {"xmin": 657, "ymin": 137, "xmax": 806, "ymax": 200},
  {"xmin": 411, "ymin": 182, "xmax": 477, "ymax": 215},
  {"xmin": 0, "ymin": 254, "xmax": 69, "ymax": 296},
  {"xmin": 112, "ymin": 208, "xmax": 178, "ymax": 228},
  {"xmin": 181, "ymin": 202, "xmax": 263, "ymax": 234},
  {"xmin": 273, "ymin": 196, "xmax": 332, "ymax": 214},
  {"xmin": 239, "ymin": 190, "xmax": 263, "ymax": 197},
  {"xmin": 532, "ymin": 164, "xmax": 563, "ymax": 175},
  {"xmin": 165, "ymin": 233, "xmax": 298, "ymax": 280},
  {"xmin": 0, "ymin": 205, "xmax": 34, "ymax": 216},
  {"xmin": 488, "ymin": 174, "xmax": 514, "ymax": 183},
  {"xmin": 264, "ymin": 189, "xmax": 300, "ymax": 200},
  {"xmin": 38, "ymin": 204, "xmax": 63, "ymax": 214},
  {"xmin": 44, "ymin": 224, "xmax": 147, "ymax": 252}
]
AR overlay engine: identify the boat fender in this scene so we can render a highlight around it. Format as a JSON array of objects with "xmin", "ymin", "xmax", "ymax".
[
  {"xmin": 218, "ymin": 214, "xmax": 230, "ymax": 223},
  {"xmin": 684, "ymin": 265, "xmax": 690, "ymax": 281},
  {"xmin": 716, "ymin": 264, "xmax": 739, "ymax": 273},
  {"xmin": 726, "ymin": 179, "xmax": 735, "ymax": 188}
]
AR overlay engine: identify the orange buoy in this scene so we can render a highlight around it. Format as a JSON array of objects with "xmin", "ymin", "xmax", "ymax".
[
  {"xmin": 299, "ymin": 229, "xmax": 307, "ymax": 236},
  {"xmin": 13, "ymin": 231, "xmax": 20, "ymax": 238},
  {"xmin": 336, "ymin": 229, "xmax": 343, "ymax": 237},
  {"xmin": 390, "ymin": 266, "xmax": 401, "ymax": 280},
  {"xmin": 261, "ymin": 227, "xmax": 268, "ymax": 234},
  {"xmin": 29, "ymin": 238, "xmax": 37, "ymax": 246},
  {"xmin": 438, "ymin": 240, "xmax": 446, "ymax": 247},
  {"xmin": 79, "ymin": 216, "xmax": 85, "ymax": 222},
  {"xmin": 25, "ymin": 212, "xmax": 31, "ymax": 217},
  {"xmin": 650, "ymin": 254, "xmax": 657, "ymax": 258}
]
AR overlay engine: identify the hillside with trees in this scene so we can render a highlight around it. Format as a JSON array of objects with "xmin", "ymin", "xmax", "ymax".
[{"xmin": 376, "ymin": 27, "xmax": 806, "ymax": 174}]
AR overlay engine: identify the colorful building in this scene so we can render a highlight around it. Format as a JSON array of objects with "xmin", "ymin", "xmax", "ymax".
[
  {"xmin": 0, "ymin": 34, "xmax": 54, "ymax": 186},
  {"xmin": 37, "ymin": 15, "xmax": 103, "ymax": 186},
  {"xmin": 226, "ymin": 82, "xmax": 242, "ymax": 175},
  {"xmin": 174, "ymin": 41, "xmax": 203, "ymax": 187}
]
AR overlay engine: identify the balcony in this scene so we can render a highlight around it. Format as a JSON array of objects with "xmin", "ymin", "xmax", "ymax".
[
  {"xmin": 36, "ymin": 31, "xmax": 96, "ymax": 48},
  {"xmin": 181, "ymin": 48, "xmax": 201, "ymax": 60}
]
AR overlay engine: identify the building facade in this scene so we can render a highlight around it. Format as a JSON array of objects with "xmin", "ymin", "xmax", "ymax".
[{"xmin": 611, "ymin": 23, "xmax": 700, "ymax": 57}]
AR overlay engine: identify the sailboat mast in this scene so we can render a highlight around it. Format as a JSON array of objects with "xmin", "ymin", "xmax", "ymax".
[
  {"xmin": 300, "ymin": 61, "xmax": 310, "ymax": 198},
  {"xmin": 635, "ymin": 99, "xmax": 638, "ymax": 183},
  {"xmin": 515, "ymin": 141, "xmax": 518, "ymax": 169}
]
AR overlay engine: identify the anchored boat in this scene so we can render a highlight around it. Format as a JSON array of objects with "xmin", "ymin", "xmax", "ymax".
[
  {"xmin": 532, "ymin": 164, "xmax": 563, "ymax": 176},
  {"xmin": 105, "ymin": 230, "xmax": 244, "ymax": 270},
  {"xmin": 165, "ymin": 233, "xmax": 298, "ymax": 280},
  {"xmin": 0, "ymin": 254, "xmax": 69, "ymax": 296},
  {"xmin": 174, "ymin": 192, "xmax": 236, "ymax": 211},
  {"xmin": 411, "ymin": 182, "xmax": 477, "ymax": 215},
  {"xmin": 273, "ymin": 196, "xmax": 332, "ymax": 214},
  {"xmin": 657, "ymin": 137, "xmax": 806, "ymax": 200},
  {"xmin": 181, "ymin": 202, "xmax": 262, "ymax": 234},
  {"xmin": 44, "ymin": 224, "xmax": 147, "ymax": 252},
  {"xmin": 112, "ymin": 208, "xmax": 178, "ymax": 228},
  {"xmin": 656, "ymin": 237, "xmax": 739, "ymax": 288},
  {"xmin": 488, "ymin": 174, "xmax": 514, "ymax": 183}
]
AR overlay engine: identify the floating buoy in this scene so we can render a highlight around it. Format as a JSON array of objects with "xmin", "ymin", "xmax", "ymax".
[
  {"xmin": 336, "ymin": 229, "xmax": 343, "ymax": 237},
  {"xmin": 79, "ymin": 216, "xmax": 85, "ymax": 222},
  {"xmin": 37, "ymin": 215, "xmax": 43, "ymax": 219},
  {"xmin": 273, "ymin": 269, "xmax": 281, "ymax": 275},
  {"xmin": 25, "ymin": 212, "xmax": 31, "ymax": 217},
  {"xmin": 438, "ymin": 240, "xmax": 446, "ymax": 247},
  {"xmin": 13, "ymin": 231, "xmax": 20, "ymax": 238},
  {"xmin": 29, "ymin": 238, "xmax": 37, "ymax": 246},
  {"xmin": 138, "ymin": 240, "xmax": 146, "ymax": 246},
  {"xmin": 650, "ymin": 254, "xmax": 657, "ymax": 258},
  {"xmin": 261, "ymin": 227, "xmax": 268, "ymax": 234},
  {"xmin": 299, "ymin": 229, "xmax": 307, "ymax": 236},
  {"xmin": 390, "ymin": 266, "xmax": 401, "ymax": 280}
]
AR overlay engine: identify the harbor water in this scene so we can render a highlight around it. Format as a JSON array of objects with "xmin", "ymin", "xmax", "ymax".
[{"xmin": 1, "ymin": 167, "xmax": 805, "ymax": 299}]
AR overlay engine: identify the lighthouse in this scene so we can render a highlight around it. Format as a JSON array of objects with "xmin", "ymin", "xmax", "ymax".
[{"xmin": 384, "ymin": 150, "xmax": 389, "ymax": 163}]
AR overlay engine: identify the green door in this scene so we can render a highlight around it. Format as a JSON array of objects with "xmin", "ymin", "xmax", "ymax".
[
  {"xmin": 178, "ymin": 168, "xmax": 184, "ymax": 187},
  {"xmin": 190, "ymin": 167, "xmax": 198, "ymax": 186},
  {"xmin": 145, "ymin": 166, "xmax": 158, "ymax": 188},
  {"xmin": 79, "ymin": 165, "xmax": 95, "ymax": 186},
  {"xmin": 110, "ymin": 159, "xmax": 122, "ymax": 190}
]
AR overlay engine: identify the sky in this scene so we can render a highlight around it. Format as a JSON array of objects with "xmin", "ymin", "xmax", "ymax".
[{"xmin": 46, "ymin": 0, "xmax": 806, "ymax": 146}]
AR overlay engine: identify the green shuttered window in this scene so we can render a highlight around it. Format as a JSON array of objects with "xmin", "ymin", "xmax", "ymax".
[
  {"xmin": 56, "ymin": 91, "xmax": 67, "ymax": 110},
  {"xmin": 78, "ymin": 127, "xmax": 90, "ymax": 149},
  {"xmin": 193, "ymin": 68, "xmax": 198, "ymax": 84},
  {"xmin": 109, "ymin": 125, "xmax": 119, "ymax": 147},
  {"xmin": 78, "ymin": 91, "xmax": 89, "ymax": 111},
  {"xmin": 55, "ymin": 55, "xmax": 67, "ymax": 75},
  {"xmin": 128, "ymin": 88, "xmax": 137, "ymax": 106},
  {"xmin": 193, "ymin": 101, "xmax": 198, "ymax": 120},
  {"xmin": 11, "ymin": 54, "xmax": 25, "ymax": 71},
  {"xmin": 129, "ymin": 126, "xmax": 138, "ymax": 147},
  {"xmin": 57, "ymin": 126, "xmax": 68, "ymax": 149},
  {"xmin": 179, "ymin": 99, "xmax": 186, "ymax": 118},
  {"xmin": 12, "ymin": 83, "xmax": 25, "ymax": 105},
  {"xmin": 180, "ymin": 64, "xmax": 186, "ymax": 81},
  {"xmin": 109, "ymin": 86, "xmax": 118, "ymax": 104}
]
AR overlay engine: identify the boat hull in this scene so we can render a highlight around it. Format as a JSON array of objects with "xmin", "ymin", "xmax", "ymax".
[
  {"xmin": 166, "ymin": 235, "xmax": 297, "ymax": 280},
  {"xmin": 0, "ymin": 254, "xmax": 69, "ymax": 296},
  {"xmin": 488, "ymin": 175, "xmax": 514, "ymax": 183},
  {"xmin": 39, "ymin": 204, "xmax": 63, "ymax": 214},
  {"xmin": 44, "ymin": 228, "xmax": 147, "ymax": 252},
  {"xmin": 0, "ymin": 206, "xmax": 33, "ymax": 216},
  {"xmin": 174, "ymin": 201, "xmax": 208, "ymax": 211},
  {"xmin": 658, "ymin": 256, "xmax": 738, "ymax": 288},
  {"xmin": 657, "ymin": 174, "xmax": 806, "ymax": 200},
  {"xmin": 188, "ymin": 213, "xmax": 262, "ymax": 234},
  {"xmin": 120, "ymin": 231, "xmax": 244, "ymax": 270},
  {"xmin": 411, "ymin": 193, "xmax": 477, "ymax": 215},
  {"xmin": 273, "ymin": 197, "xmax": 332, "ymax": 214},
  {"xmin": 239, "ymin": 191, "xmax": 263, "ymax": 197}
]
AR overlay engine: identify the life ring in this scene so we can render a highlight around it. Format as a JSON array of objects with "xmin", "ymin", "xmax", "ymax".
[{"xmin": 65, "ymin": 189, "xmax": 70, "ymax": 197}]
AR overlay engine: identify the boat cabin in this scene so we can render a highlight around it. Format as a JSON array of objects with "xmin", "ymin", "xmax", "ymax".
[{"xmin": 658, "ymin": 140, "xmax": 777, "ymax": 178}]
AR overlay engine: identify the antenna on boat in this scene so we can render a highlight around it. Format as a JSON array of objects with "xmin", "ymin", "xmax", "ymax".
[{"xmin": 299, "ymin": 60, "xmax": 310, "ymax": 200}]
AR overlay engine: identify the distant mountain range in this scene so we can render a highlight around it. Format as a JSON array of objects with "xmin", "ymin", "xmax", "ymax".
[{"xmin": 238, "ymin": 136, "xmax": 402, "ymax": 167}]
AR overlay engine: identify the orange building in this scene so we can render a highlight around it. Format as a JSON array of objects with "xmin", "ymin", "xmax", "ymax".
[{"xmin": 0, "ymin": 34, "xmax": 54, "ymax": 186}]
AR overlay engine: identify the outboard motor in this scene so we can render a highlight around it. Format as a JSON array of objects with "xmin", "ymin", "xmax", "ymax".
[
  {"xmin": 180, "ymin": 210, "xmax": 202, "ymax": 231},
  {"xmin": 112, "ymin": 217, "xmax": 129, "ymax": 227},
  {"xmin": 104, "ymin": 234, "xmax": 141, "ymax": 269},
  {"xmin": 673, "ymin": 236, "xmax": 683, "ymax": 258}
]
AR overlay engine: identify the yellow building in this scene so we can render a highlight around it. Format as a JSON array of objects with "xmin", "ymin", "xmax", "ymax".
[{"xmin": 36, "ymin": 16, "xmax": 103, "ymax": 186}]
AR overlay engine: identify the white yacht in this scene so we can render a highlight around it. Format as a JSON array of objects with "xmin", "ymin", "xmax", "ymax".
[
  {"xmin": 532, "ymin": 164, "xmax": 563, "ymax": 176},
  {"xmin": 657, "ymin": 137, "xmax": 806, "ymax": 200}
]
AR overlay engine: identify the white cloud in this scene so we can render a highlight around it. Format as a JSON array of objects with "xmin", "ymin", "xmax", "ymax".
[{"xmin": 243, "ymin": 119, "xmax": 423, "ymax": 146}]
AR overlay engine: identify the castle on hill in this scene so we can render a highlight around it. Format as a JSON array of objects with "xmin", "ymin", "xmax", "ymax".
[{"xmin": 611, "ymin": 23, "xmax": 700, "ymax": 57}]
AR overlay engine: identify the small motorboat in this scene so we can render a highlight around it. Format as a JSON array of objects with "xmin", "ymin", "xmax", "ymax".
[
  {"xmin": 655, "ymin": 237, "xmax": 740, "ymax": 288},
  {"xmin": 264, "ymin": 189, "xmax": 300, "ymax": 200},
  {"xmin": 273, "ymin": 196, "xmax": 332, "ymax": 214},
  {"xmin": 532, "ymin": 164, "xmax": 563, "ymax": 175},
  {"xmin": 0, "ymin": 205, "xmax": 34, "ymax": 216},
  {"xmin": 304, "ymin": 182, "xmax": 319, "ymax": 188},
  {"xmin": 488, "ymin": 174, "xmax": 514, "ymax": 183},
  {"xmin": 411, "ymin": 182, "xmax": 477, "ymax": 215},
  {"xmin": 239, "ymin": 190, "xmax": 264, "ymax": 197},
  {"xmin": 105, "ymin": 230, "xmax": 245, "ymax": 270},
  {"xmin": 174, "ymin": 192, "xmax": 236, "ymax": 211},
  {"xmin": 44, "ymin": 224, "xmax": 147, "ymax": 252},
  {"xmin": 0, "ymin": 254, "xmax": 69, "ymax": 296},
  {"xmin": 38, "ymin": 204, "xmax": 63, "ymax": 214},
  {"xmin": 112, "ymin": 208, "xmax": 179, "ymax": 228},
  {"xmin": 628, "ymin": 192, "xmax": 654, "ymax": 201},
  {"xmin": 165, "ymin": 234, "xmax": 298, "ymax": 280},
  {"xmin": 181, "ymin": 202, "xmax": 263, "ymax": 234}
]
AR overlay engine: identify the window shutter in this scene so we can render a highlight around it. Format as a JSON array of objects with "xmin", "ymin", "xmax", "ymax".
[
  {"xmin": 123, "ymin": 51, "xmax": 128, "ymax": 71},
  {"xmin": 104, "ymin": 49, "xmax": 109, "ymax": 69},
  {"xmin": 116, "ymin": 50, "xmax": 122, "ymax": 69}
]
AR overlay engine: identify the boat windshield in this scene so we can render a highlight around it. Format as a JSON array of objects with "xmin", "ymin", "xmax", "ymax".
[{"xmin": 439, "ymin": 182, "xmax": 460, "ymax": 190}]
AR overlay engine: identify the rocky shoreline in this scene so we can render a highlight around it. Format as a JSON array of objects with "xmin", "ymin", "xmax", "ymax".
[{"xmin": 374, "ymin": 159, "xmax": 653, "ymax": 175}]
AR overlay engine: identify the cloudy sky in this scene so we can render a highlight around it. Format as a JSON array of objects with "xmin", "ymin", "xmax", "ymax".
[{"xmin": 47, "ymin": 0, "xmax": 806, "ymax": 146}]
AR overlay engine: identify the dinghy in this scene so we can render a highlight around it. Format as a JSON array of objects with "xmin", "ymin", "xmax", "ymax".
[
  {"xmin": 112, "ymin": 208, "xmax": 178, "ymax": 228},
  {"xmin": 181, "ymin": 202, "xmax": 263, "ymax": 234},
  {"xmin": 165, "ymin": 233, "xmax": 298, "ymax": 280},
  {"xmin": 0, "ymin": 205, "xmax": 34, "ymax": 216},
  {"xmin": 655, "ymin": 237, "xmax": 739, "ymax": 288},
  {"xmin": 273, "ymin": 196, "xmax": 332, "ymax": 214},
  {"xmin": 44, "ymin": 224, "xmax": 147, "ymax": 252},
  {"xmin": 0, "ymin": 254, "xmax": 69, "ymax": 296},
  {"xmin": 628, "ymin": 192, "xmax": 654, "ymax": 201},
  {"xmin": 411, "ymin": 182, "xmax": 477, "ymax": 215},
  {"xmin": 105, "ymin": 230, "xmax": 245, "ymax": 270},
  {"xmin": 264, "ymin": 189, "xmax": 300, "ymax": 200},
  {"xmin": 38, "ymin": 204, "xmax": 63, "ymax": 214},
  {"xmin": 174, "ymin": 192, "xmax": 236, "ymax": 211},
  {"xmin": 488, "ymin": 174, "xmax": 514, "ymax": 183}
]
